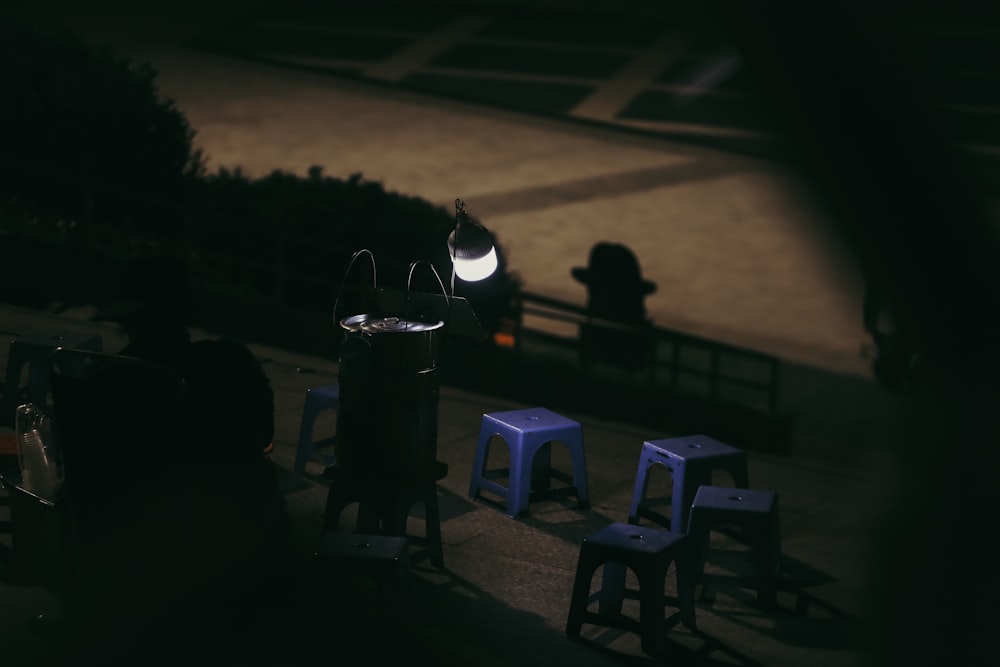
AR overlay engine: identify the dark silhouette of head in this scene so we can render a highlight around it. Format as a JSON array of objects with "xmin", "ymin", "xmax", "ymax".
[
  {"xmin": 572, "ymin": 242, "xmax": 656, "ymax": 321},
  {"xmin": 95, "ymin": 255, "xmax": 197, "ymax": 362},
  {"xmin": 97, "ymin": 255, "xmax": 195, "ymax": 326}
]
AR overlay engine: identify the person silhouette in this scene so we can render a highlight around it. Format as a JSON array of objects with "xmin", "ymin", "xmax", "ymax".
[
  {"xmin": 95, "ymin": 255, "xmax": 279, "ymax": 455},
  {"xmin": 90, "ymin": 254, "xmax": 290, "ymax": 646},
  {"xmin": 94, "ymin": 255, "xmax": 196, "ymax": 366},
  {"xmin": 571, "ymin": 242, "xmax": 658, "ymax": 374}
]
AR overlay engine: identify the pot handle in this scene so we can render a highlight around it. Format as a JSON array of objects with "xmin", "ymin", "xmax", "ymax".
[
  {"xmin": 405, "ymin": 260, "xmax": 450, "ymax": 325},
  {"xmin": 333, "ymin": 248, "xmax": 378, "ymax": 326}
]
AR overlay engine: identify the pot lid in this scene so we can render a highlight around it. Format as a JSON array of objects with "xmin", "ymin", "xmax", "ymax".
[{"xmin": 340, "ymin": 314, "xmax": 444, "ymax": 333}]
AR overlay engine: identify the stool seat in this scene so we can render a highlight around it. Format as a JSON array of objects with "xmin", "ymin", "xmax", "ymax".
[
  {"xmin": 628, "ymin": 434, "xmax": 748, "ymax": 533},
  {"xmin": 565, "ymin": 521, "xmax": 696, "ymax": 656},
  {"xmin": 2, "ymin": 332, "xmax": 103, "ymax": 427},
  {"xmin": 468, "ymin": 407, "xmax": 589, "ymax": 518},
  {"xmin": 687, "ymin": 485, "xmax": 782, "ymax": 609},
  {"xmin": 294, "ymin": 382, "xmax": 339, "ymax": 475},
  {"xmin": 315, "ymin": 532, "xmax": 411, "ymax": 618},
  {"xmin": 322, "ymin": 461, "xmax": 447, "ymax": 568}
]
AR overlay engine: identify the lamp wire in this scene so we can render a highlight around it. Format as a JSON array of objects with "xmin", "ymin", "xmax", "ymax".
[{"xmin": 451, "ymin": 197, "xmax": 466, "ymax": 298}]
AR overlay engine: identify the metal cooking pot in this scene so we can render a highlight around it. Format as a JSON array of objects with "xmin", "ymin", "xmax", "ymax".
[
  {"xmin": 334, "ymin": 314, "xmax": 445, "ymax": 478},
  {"xmin": 339, "ymin": 314, "xmax": 444, "ymax": 372}
]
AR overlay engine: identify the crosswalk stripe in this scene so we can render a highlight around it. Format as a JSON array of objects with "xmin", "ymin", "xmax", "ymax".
[
  {"xmin": 362, "ymin": 16, "xmax": 493, "ymax": 83},
  {"xmin": 570, "ymin": 32, "xmax": 689, "ymax": 123}
]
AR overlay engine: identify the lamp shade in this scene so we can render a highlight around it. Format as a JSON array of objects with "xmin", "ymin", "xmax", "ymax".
[
  {"xmin": 448, "ymin": 200, "xmax": 498, "ymax": 282},
  {"xmin": 450, "ymin": 242, "xmax": 498, "ymax": 282}
]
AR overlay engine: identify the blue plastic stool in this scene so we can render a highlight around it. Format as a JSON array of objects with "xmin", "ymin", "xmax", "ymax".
[
  {"xmin": 322, "ymin": 461, "xmax": 447, "ymax": 569},
  {"xmin": 315, "ymin": 532, "xmax": 411, "ymax": 618},
  {"xmin": 565, "ymin": 521, "xmax": 696, "ymax": 655},
  {"xmin": 628, "ymin": 434, "xmax": 749, "ymax": 533},
  {"xmin": 687, "ymin": 485, "xmax": 782, "ymax": 609},
  {"xmin": 2, "ymin": 331, "xmax": 103, "ymax": 427},
  {"xmin": 468, "ymin": 407, "xmax": 589, "ymax": 518},
  {"xmin": 294, "ymin": 382, "xmax": 339, "ymax": 475}
]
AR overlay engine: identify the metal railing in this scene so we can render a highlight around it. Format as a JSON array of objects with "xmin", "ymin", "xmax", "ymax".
[{"xmin": 511, "ymin": 290, "xmax": 782, "ymax": 416}]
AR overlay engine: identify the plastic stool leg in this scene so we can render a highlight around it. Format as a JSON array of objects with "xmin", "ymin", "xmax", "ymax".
[
  {"xmin": 569, "ymin": 440, "xmax": 590, "ymax": 507},
  {"xmin": 627, "ymin": 455, "xmax": 655, "ymax": 524},
  {"xmin": 294, "ymin": 401, "xmax": 322, "ymax": 475},
  {"xmin": 467, "ymin": 429, "xmax": 494, "ymax": 499},
  {"xmin": 506, "ymin": 440, "xmax": 533, "ymax": 518},
  {"xmin": 294, "ymin": 383, "xmax": 338, "ymax": 475}
]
